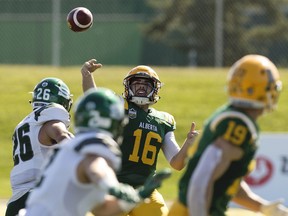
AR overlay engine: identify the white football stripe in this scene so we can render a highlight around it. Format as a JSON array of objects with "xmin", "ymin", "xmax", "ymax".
[{"xmin": 73, "ymin": 7, "xmax": 93, "ymax": 28}]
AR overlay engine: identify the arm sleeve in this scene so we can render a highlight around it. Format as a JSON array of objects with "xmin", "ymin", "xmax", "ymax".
[
  {"xmin": 161, "ymin": 131, "xmax": 180, "ymax": 162},
  {"xmin": 187, "ymin": 144, "xmax": 223, "ymax": 216}
]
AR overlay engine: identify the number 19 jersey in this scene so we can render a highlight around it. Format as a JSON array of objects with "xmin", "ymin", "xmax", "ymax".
[{"xmin": 178, "ymin": 104, "xmax": 259, "ymax": 215}]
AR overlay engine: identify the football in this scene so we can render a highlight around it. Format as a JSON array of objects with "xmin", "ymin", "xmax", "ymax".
[{"xmin": 67, "ymin": 7, "xmax": 93, "ymax": 32}]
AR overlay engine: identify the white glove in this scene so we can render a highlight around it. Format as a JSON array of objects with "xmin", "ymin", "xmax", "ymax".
[{"xmin": 260, "ymin": 200, "xmax": 288, "ymax": 216}]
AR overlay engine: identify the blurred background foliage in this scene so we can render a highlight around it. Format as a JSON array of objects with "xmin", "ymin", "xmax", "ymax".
[
  {"xmin": 145, "ymin": 0, "xmax": 288, "ymax": 66},
  {"xmin": 1, "ymin": 0, "xmax": 288, "ymax": 67}
]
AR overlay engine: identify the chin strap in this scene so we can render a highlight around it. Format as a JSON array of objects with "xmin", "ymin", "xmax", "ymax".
[
  {"xmin": 127, "ymin": 85, "xmax": 159, "ymax": 105},
  {"xmin": 130, "ymin": 96, "xmax": 151, "ymax": 105}
]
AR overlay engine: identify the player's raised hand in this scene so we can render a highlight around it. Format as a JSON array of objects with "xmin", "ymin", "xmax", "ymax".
[
  {"xmin": 186, "ymin": 122, "xmax": 199, "ymax": 141},
  {"xmin": 81, "ymin": 59, "xmax": 102, "ymax": 77},
  {"xmin": 137, "ymin": 168, "xmax": 172, "ymax": 199}
]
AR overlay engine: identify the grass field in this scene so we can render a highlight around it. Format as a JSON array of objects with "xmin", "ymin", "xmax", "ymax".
[
  {"xmin": 1, "ymin": 64, "xmax": 287, "ymax": 215},
  {"xmin": 0, "ymin": 200, "xmax": 262, "ymax": 216}
]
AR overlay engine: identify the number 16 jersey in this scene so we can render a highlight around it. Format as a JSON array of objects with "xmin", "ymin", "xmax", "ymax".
[{"xmin": 117, "ymin": 101, "xmax": 175, "ymax": 187}]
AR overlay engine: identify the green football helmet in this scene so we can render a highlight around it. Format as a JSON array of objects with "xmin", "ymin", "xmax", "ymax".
[
  {"xmin": 74, "ymin": 88, "xmax": 127, "ymax": 142},
  {"xmin": 31, "ymin": 77, "xmax": 73, "ymax": 112}
]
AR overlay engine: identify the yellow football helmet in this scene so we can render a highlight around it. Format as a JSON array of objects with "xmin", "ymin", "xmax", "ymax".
[
  {"xmin": 123, "ymin": 65, "xmax": 162, "ymax": 105},
  {"xmin": 227, "ymin": 54, "xmax": 282, "ymax": 111}
]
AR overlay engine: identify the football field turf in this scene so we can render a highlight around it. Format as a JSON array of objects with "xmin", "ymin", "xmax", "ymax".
[
  {"xmin": 1, "ymin": 65, "xmax": 287, "ymax": 215},
  {"xmin": 0, "ymin": 199, "xmax": 262, "ymax": 216}
]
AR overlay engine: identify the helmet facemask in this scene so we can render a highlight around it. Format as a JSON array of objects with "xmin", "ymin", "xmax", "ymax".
[
  {"xmin": 123, "ymin": 67, "xmax": 162, "ymax": 105},
  {"xmin": 265, "ymin": 80, "xmax": 282, "ymax": 112},
  {"xmin": 127, "ymin": 77, "xmax": 156, "ymax": 105}
]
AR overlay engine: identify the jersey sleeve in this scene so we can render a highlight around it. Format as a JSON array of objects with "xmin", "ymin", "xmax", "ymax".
[
  {"xmin": 158, "ymin": 111, "xmax": 176, "ymax": 132},
  {"xmin": 34, "ymin": 103, "xmax": 70, "ymax": 128},
  {"xmin": 162, "ymin": 131, "xmax": 180, "ymax": 162},
  {"xmin": 74, "ymin": 135, "xmax": 122, "ymax": 171},
  {"xmin": 209, "ymin": 110, "xmax": 258, "ymax": 147}
]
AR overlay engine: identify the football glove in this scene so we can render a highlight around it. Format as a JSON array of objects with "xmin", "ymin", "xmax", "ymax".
[
  {"xmin": 109, "ymin": 183, "xmax": 141, "ymax": 203},
  {"xmin": 137, "ymin": 168, "xmax": 172, "ymax": 199},
  {"xmin": 260, "ymin": 200, "xmax": 288, "ymax": 216},
  {"xmin": 109, "ymin": 183, "xmax": 141, "ymax": 212},
  {"xmin": 108, "ymin": 168, "xmax": 171, "ymax": 212}
]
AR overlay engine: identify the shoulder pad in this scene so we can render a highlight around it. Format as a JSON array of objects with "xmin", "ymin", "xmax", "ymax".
[
  {"xmin": 209, "ymin": 111, "xmax": 257, "ymax": 142},
  {"xmin": 162, "ymin": 111, "xmax": 176, "ymax": 126},
  {"xmin": 74, "ymin": 134, "xmax": 122, "ymax": 171},
  {"xmin": 152, "ymin": 109, "xmax": 176, "ymax": 127},
  {"xmin": 33, "ymin": 103, "xmax": 70, "ymax": 128}
]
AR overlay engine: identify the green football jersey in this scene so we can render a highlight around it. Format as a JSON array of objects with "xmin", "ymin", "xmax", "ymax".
[
  {"xmin": 178, "ymin": 104, "xmax": 259, "ymax": 216},
  {"xmin": 117, "ymin": 101, "xmax": 175, "ymax": 187}
]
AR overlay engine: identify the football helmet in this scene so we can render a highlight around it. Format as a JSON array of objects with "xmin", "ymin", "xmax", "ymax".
[
  {"xmin": 31, "ymin": 77, "xmax": 73, "ymax": 112},
  {"xmin": 123, "ymin": 65, "xmax": 162, "ymax": 105},
  {"xmin": 74, "ymin": 88, "xmax": 127, "ymax": 142},
  {"xmin": 227, "ymin": 54, "xmax": 282, "ymax": 111}
]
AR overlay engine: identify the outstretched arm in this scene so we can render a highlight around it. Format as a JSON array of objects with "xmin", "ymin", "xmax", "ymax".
[
  {"xmin": 232, "ymin": 180, "xmax": 266, "ymax": 212},
  {"xmin": 81, "ymin": 59, "xmax": 102, "ymax": 92},
  {"xmin": 79, "ymin": 155, "xmax": 171, "ymax": 216},
  {"xmin": 92, "ymin": 169, "xmax": 171, "ymax": 216},
  {"xmin": 40, "ymin": 120, "xmax": 74, "ymax": 146},
  {"xmin": 163, "ymin": 122, "xmax": 199, "ymax": 171},
  {"xmin": 233, "ymin": 180, "xmax": 288, "ymax": 216},
  {"xmin": 89, "ymin": 167, "xmax": 171, "ymax": 216}
]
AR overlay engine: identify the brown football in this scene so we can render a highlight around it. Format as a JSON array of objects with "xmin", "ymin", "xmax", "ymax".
[{"xmin": 67, "ymin": 7, "xmax": 93, "ymax": 32}]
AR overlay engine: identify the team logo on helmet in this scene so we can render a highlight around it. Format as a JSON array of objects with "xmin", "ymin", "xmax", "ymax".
[
  {"xmin": 74, "ymin": 88, "xmax": 127, "ymax": 142},
  {"xmin": 41, "ymin": 82, "xmax": 48, "ymax": 88}
]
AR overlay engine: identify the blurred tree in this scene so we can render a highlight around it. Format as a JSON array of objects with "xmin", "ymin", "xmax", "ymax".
[{"xmin": 144, "ymin": 0, "xmax": 288, "ymax": 66}]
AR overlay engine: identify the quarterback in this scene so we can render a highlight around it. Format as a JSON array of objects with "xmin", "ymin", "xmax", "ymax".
[
  {"xmin": 5, "ymin": 78, "xmax": 74, "ymax": 216},
  {"xmin": 81, "ymin": 59, "xmax": 199, "ymax": 216},
  {"xmin": 168, "ymin": 55, "xmax": 288, "ymax": 216}
]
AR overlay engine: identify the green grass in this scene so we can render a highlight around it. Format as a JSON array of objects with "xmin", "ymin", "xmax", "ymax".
[{"xmin": 1, "ymin": 65, "xmax": 288, "ymax": 201}]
